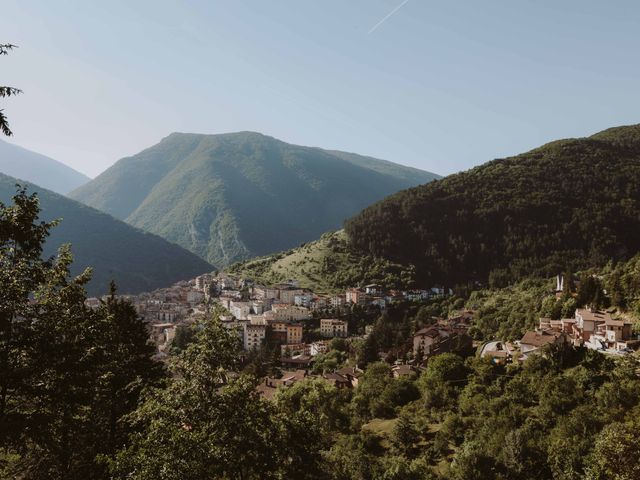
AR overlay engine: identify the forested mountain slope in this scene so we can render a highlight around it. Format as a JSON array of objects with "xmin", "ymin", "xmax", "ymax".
[
  {"xmin": 69, "ymin": 132, "xmax": 439, "ymax": 266},
  {"xmin": 345, "ymin": 124, "xmax": 640, "ymax": 286},
  {"xmin": 0, "ymin": 173, "xmax": 213, "ymax": 295}
]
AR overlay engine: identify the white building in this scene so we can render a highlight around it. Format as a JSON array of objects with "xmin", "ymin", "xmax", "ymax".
[
  {"xmin": 310, "ymin": 340, "xmax": 329, "ymax": 356},
  {"xmin": 230, "ymin": 301, "xmax": 252, "ymax": 320}
]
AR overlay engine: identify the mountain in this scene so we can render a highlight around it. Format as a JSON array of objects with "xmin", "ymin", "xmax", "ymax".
[
  {"xmin": 344, "ymin": 124, "xmax": 640, "ymax": 287},
  {"xmin": 69, "ymin": 132, "xmax": 440, "ymax": 266},
  {"xmin": 0, "ymin": 139, "xmax": 90, "ymax": 194},
  {"xmin": 0, "ymin": 173, "xmax": 213, "ymax": 296}
]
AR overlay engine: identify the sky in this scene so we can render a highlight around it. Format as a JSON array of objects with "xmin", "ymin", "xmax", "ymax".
[{"xmin": 2, "ymin": 0, "xmax": 640, "ymax": 178}]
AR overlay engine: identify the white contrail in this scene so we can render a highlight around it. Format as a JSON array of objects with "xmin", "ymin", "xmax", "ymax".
[{"xmin": 368, "ymin": 0, "xmax": 410, "ymax": 34}]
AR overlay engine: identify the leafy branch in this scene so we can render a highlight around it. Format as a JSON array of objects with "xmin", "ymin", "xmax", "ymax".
[{"xmin": 1, "ymin": 43, "xmax": 20, "ymax": 136}]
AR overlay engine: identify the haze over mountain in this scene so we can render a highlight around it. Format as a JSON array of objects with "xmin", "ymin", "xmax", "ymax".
[
  {"xmin": 70, "ymin": 132, "xmax": 439, "ymax": 266},
  {"xmin": 0, "ymin": 173, "xmax": 213, "ymax": 295},
  {"xmin": 0, "ymin": 139, "xmax": 90, "ymax": 194},
  {"xmin": 344, "ymin": 124, "xmax": 640, "ymax": 287}
]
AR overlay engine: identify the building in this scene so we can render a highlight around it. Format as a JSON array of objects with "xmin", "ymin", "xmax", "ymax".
[
  {"xmin": 575, "ymin": 308, "xmax": 613, "ymax": 342},
  {"xmin": 412, "ymin": 326, "xmax": 472, "ymax": 361},
  {"xmin": 519, "ymin": 330, "xmax": 568, "ymax": 355},
  {"xmin": 269, "ymin": 304, "xmax": 311, "ymax": 322},
  {"xmin": 538, "ymin": 308, "xmax": 634, "ymax": 353},
  {"xmin": 330, "ymin": 295, "xmax": 346, "ymax": 308},
  {"xmin": 320, "ymin": 319, "xmax": 348, "ymax": 338},
  {"xmin": 310, "ymin": 340, "xmax": 329, "ymax": 356},
  {"xmin": 370, "ymin": 297, "xmax": 387, "ymax": 309},
  {"xmin": 413, "ymin": 327, "xmax": 445, "ymax": 357},
  {"xmin": 269, "ymin": 322, "xmax": 303, "ymax": 345},
  {"xmin": 257, "ymin": 370, "xmax": 308, "ymax": 400},
  {"xmin": 253, "ymin": 285, "xmax": 279, "ymax": 300},
  {"xmin": 244, "ymin": 324, "xmax": 266, "ymax": 350},
  {"xmin": 346, "ymin": 288, "xmax": 366, "ymax": 305},
  {"xmin": 150, "ymin": 322, "xmax": 176, "ymax": 350},
  {"xmin": 286, "ymin": 324, "xmax": 303, "ymax": 344},
  {"xmin": 335, "ymin": 366, "xmax": 363, "ymax": 387},
  {"xmin": 278, "ymin": 288, "xmax": 305, "ymax": 304},
  {"xmin": 195, "ymin": 273, "xmax": 213, "ymax": 292},
  {"xmin": 281, "ymin": 343, "xmax": 311, "ymax": 357},
  {"xmin": 364, "ymin": 284, "xmax": 382, "ymax": 295},
  {"xmin": 294, "ymin": 293, "xmax": 314, "ymax": 308},
  {"xmin": 230, "ymin": 301, "xmax": 252, "ymax": 320}
]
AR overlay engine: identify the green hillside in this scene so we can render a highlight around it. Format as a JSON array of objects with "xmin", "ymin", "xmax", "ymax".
[
  {"xmin": 69, "ymin": 132, "xmax": 439, "ymax": 267},
  {"xmin": 345, "ymin": 124, "xmax": 640, "ymax": 287},
  {"xmin": 227, "ymin": 230, "xmax": 415, "ymax": 294},
  {"xmin": 0, "ymin": 139, "xmax": 90, "ymax": 194},
  {"xmin": 0, "ymin": 173, "xmax": 213, "ymax": 295}
]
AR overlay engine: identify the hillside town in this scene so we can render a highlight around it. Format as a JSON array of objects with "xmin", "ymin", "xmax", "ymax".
[
  {"xmin": 86, "ymin": 273, "xmax": 453, "ymax": 357},
  {"xmin": 86, "ymin": 271, "xmax": 640, "ymax": 398}
]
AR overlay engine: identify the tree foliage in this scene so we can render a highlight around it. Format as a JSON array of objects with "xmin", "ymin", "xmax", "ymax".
[
  {"xmin": 0, "ymin": 43, "xmax": 21, "ymax": 136},
  {"xmin": 0, "ymin": 188, "xmax": 163, "ymax": 479},
  {"xmin": 346, "ymin": 125, "xmax": 640, "ymax": 287}
]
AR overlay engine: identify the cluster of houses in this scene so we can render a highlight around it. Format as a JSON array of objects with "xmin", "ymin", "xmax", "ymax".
[
  {"xmin": 85, "ymin": 278, "xmax": 209, "ymax": 354},
  {"xmin": 412, "ymin": 310, "xmax": 474, "ymax": 363},
  {"xmin": 85, "ymin": 271, "xmax": 453, "ymax": 360},
  {"xmin": 482, "ymin": 307, "xmax": 637, "ymax": 363}
]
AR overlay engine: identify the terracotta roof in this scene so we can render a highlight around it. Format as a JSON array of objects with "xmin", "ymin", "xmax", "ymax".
[
  {"xmin": 414, "ymin": 327, "xmax": 440, "ymax": 338},
  {"xmin": 576, "ymin": 309, "xmax": 612, "ymax": 323},
  {"xmin": 520, "ymin": 330, "xmax": 559, "ymax": 348}
]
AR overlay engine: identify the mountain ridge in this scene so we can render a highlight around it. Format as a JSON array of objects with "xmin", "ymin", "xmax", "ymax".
[
  {"xmin": 0, "ymin": 139, "xmax": 90, "ymax": 194},
  {"xmin": 70, "ymin": 131, "xmax": 440, "ymax": 266},
  {"xmin": 0, "ymin": 172, "xmax": 213, "ymax": 295}
]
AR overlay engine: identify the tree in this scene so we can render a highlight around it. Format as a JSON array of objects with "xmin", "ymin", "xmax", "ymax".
[
  {"xmin": 418, "ymin": 353, "xmax": 468, "ymax": 409},
  {"xmin": 276, "ymin": 377, "xmax": 349, "ymax": 433},
  {"xmin": 1, "ymin": 43, "xmax": 22, "ymax": 136},
  {"xmin": 171, "ymin": 323, "xmax": 197, "ymax": 353},
  {"xmin": 0, "ymin": 187, "xmax": 63, "ymax": 466},
  {"xmin": 352, "ymin": 362, "xmax": 394, "ymax": 419},
  {"xmin": 90, "ymin": 284, "xmax": 165, "ymax": 458},
  {"xmin": 109, "ymin": 314, "xmax": 326, "ymax": 480},
  {"xmin": 391, "ymin": 412, "xmax": 421, "ymax": 458},
  {"xmin": 562, "ymin": 270, "xmax": 574, "ymax": 297},
  {"xmin": 585, "ymin": 421, "xmax": 640, "ymax": 480},
  {"xmin": 0, "ymin": 188, "xmax": 164, "ymax": 479}
]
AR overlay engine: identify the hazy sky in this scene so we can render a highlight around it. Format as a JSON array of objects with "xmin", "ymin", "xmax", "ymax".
[{"xmin": 2, "ymin": 0, "xmax": 640, "ymax": 177}]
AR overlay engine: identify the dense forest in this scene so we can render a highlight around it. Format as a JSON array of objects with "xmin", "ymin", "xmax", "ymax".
[{"xmin": 345, "ymin": 124, "xmax": 640, "ymax": 287}]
